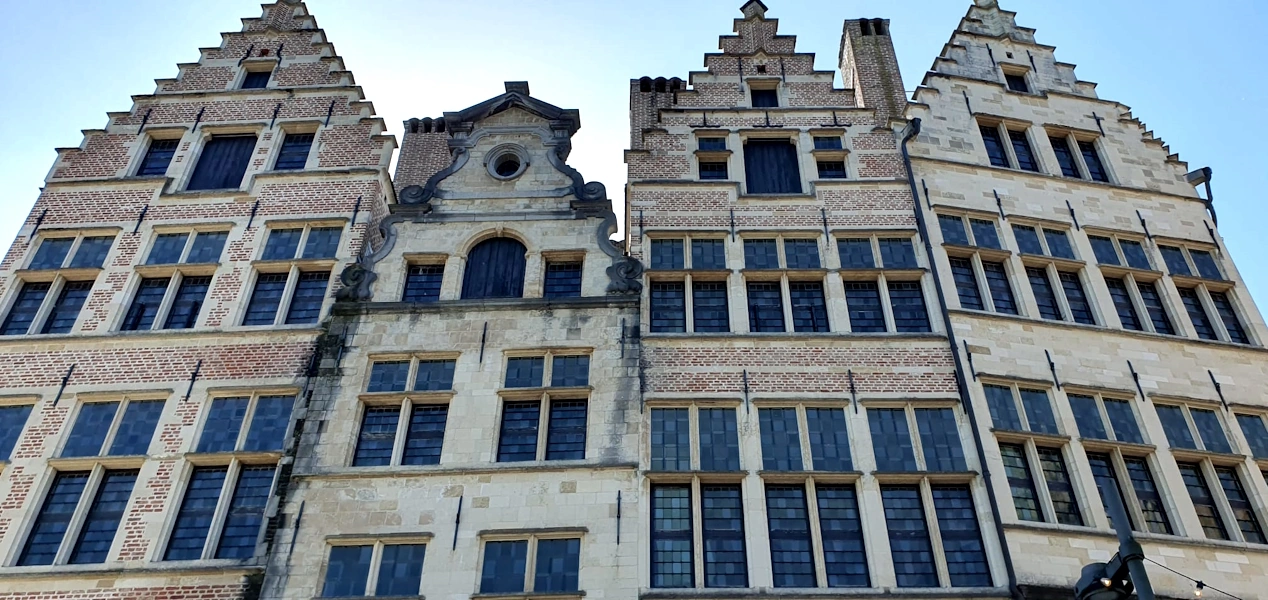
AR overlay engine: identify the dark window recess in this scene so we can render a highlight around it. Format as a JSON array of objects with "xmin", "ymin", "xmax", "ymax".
[
  {"xmin": 164, "ymin": 276, "xmax": 211, "ymax": 330},
  {"xmin": 1236, "ymin": 414, "xmax": 1268, "ymax": 460},
  {"xmin": 1178, "ymin": 463, "xmax": 1229, "ymax": 540},
  {"xmin": 68, "ymin": 470, "xmax": 138, "ymax": 564},
  {"xmin": 984, "ymin": 384, "xmax": 1023, "ymax": 431},
  {"xmin": 284, "ymin": 271, "xmax": 330, "ymax": 325},
  {"xmin": 187, "ymin": 135, "xmax": 256, "ymax": 191},
  {"xmin": 462, "ymin": 238, "xmax": 526, "ymax": 299},
  {"xmin": 123, "ymin": 277, "xmax": 170, "ymax": 331},
  {"xmin": 1079, "ymin": 141, "xmax": 1109, "ymax": 182},
  {"xmin": 535, "ymin": 538, "xmax": 581, "ymax": 592},
  {"xmin": 1039, "ymin": 448, "xmax": 1084, "ymax": 526},
  {"xmin": 651, "ymin": 486, "xmax": 693, "ymax": 588},
  {"xmin": 242, "ymin": 396, "xmax": 292, "ymax": 452},
  {"xmin": 759, "ymin": 408, "xmax": 803, "ymax": 471},
  {"xmin": 368, "ymin": 361, "xmax": 410, "ymax": 393},
  {"xmin": 691, "ymin": 239, "xmax": 726, "ymax": 269},
  {"xmin": 817, "ymin": 161, "xmax": 847, "ymax": 179},
  {"xmin": 30, "ymin": 238, "xmax": 73, "ymax": 270},
  {"xmin": 353, "ymin": 406, "xmax": 399, "ymax": 466},
  {"xmin": 789, "ymin": 282, "xmax": 829, "ymax": 333},
  {"xmin": 698, "ymin": 138, "xmax": 727, "ymax": 150},
  {"xmin": 1059, "ymin": 272, "xmax": 1096, "ymax": 325},
  {"xmin": 699, "ymin": 162, "xmax": 728, "ymax": 180},
  {"xmin": 1191, "ymin": 408, "xmax": 1231, "ymax": 454},
  {"xmin": 376, "ymin": 544, "xmax": 427, "ymax": 596},
  {"xmin": 414, "ymin": 360, "xmax": 456, "ymax": 391},
  {"xmin": 844, "ymin": 282, "xmax": 885, "ymax": 332},
  {"xmin": 241, "ymin": 70, "xmax": 272, "ymax": 89},
  {"xmin": 651, "ymin": 239, "xmax": 685, "ymax": 270},
  {"xmin": 164, "ymin": 467, "xmax": 228, "ymax": 561},
  {"xmin": 0, "ymin": 405, "xmax": 33, "ymax": 460},
  {"xmin": 784, "ymin": 239, "xmax": 820, "ymax": 269},
  {"xmin": 1087, "ymin": 453, "xmax": 1135, "ymax": 531},
  {"xmin": 651, "ymin": 409, "xmax": 691, "ymax": 472},
  {"xmin": 109, "ymin": 401, "xmax": 163, "ymax": 456},
  {"xmin": 881, "ymin": 486, "xmax": 938, "ymax": 588},
  {"xmin": 1159, "ymin": 246, "xmax": 1191, "ymax": 276},
  {"xmin": 765, "ymin": 485, "xmax": 816, "ymax": 588},
  {"xmin": 869, "ymin": 408, "xmax": 917, "ymax": 471},
  {"xmin": 933, "ymin": 486, "xmax": 992, "ymax": 587},
  {"xmin": 215, "ymin": 466, "xmax": 273, "ymax": 559},
  {"xmin": 1020, "ymin": 389, "xmax": 1059, "ymax": 434},
  {"xmin": 68, "ymin": 236, "xmax": 114, "ymax": 269},
  {"xmin": 744, "ymin": 140, "xmax": 802, "ymax": 194},
  {"xmin": 818, "ymin": 486, "xmax": 869, "ymax": 587},
  {"xmin": 262, "ymin": 229, "xmax": 302, "ymax": 261},
  {"xmin": 18, "ymin": 472, "xmax": 89, "ymax": 566},
  {"xmin": 1050, "ymin": 136, "xmax": 1081, "ymax": 178},
  {"xmin": 274, "ymin": 133, "xmax": 314, "ymax": 170},
  {"xmin": 543, "ymin": 262, "xmax": 583, "ymax": 299},
  {"xmin": 1044, "ymin": 230, "xmax": 1075, "ymax": 259},
  {"xmin": 505, "ymin": 357, "xmax": 545, "ymax": 388},
  {"xmin": 980, "ymin": 126, "xmax": 1010, "ymax": 168},
  {"xmin": 1216, "ymin": 468, "xmax": 1266, "ymax": 544},
  {"xmin": 551, "ymin": 355, "xmax": 589, "ymax": 387},
  {"xmin": 698, "ymin": 408, "xmax": 740, "ymax": 471},
  {"xmin": 302, "ymin": 228, "xmax": 341, "ymax": 259},
  {"xmin": 939, "ymin": 215, "xmax": 970, "ymax": 246},
  {"xmin": 186, "ymin": 232, "xmax": 227, "ymax": 264},
  {"xmin": 1013, "ymin": 225, "xmax": 1044, "ymax": 255},
  {"xmin": 692, "ymin": 282, "xmax": 730, "ymax": 333},
  {"xmin": 197, "ymin": 397, "xmax": 248, "ymax": 453},
  {"xmin": 916, "ymin": 408, "xmax": 966, "ymax": 471},
  {"xmin": 838, "ymin": 239, "xmax": 876, "ymax": 269},
  {"xmin": 545, "ymin": 400, "xmax": 587, "ymax": 460},
  {"xmin": 650, "ymin": 282, "xmax": 686, "ymax": 333},
  {"xmin": 744, "ymin": 239, "xmax": 780, "ymax": 269},
  {"xmin": 1119, "ymin": 240, "xmax": 1151, "ymax": 270},
  {"xmin": 1009, "ymin": 130, "xmax": 1039, "ymax": 172},
  {"xmin": 323, "ymin": 545, "xmax": 372, "ymax": 597},
  {"xmin": 879, "ymin": 238, "xmax": 917, "ymax": 269},
  {"xmin": 1190, "ymin": 250, "xmax": 1223, "ymax": 281},
  {"xmin": 747, "ymin": 282, "xmax": 785, "ymax": 332},
  {"xmin": 138, "ymin": 139, "xmax": 179, "ymax": 176},
  {"xmin": 813, "ymin": 136, "xmax": 843, "ymax": 150},
  {"xmin": 981, "ymin": 261, "xmax": 1017, "ymax": 314},
  {"xmin": 403, "ymin": 265, "xmax": 444, "ymax": 303},
  {"xmin": 889, "ymin": 281, "xmax": 931, "ymax": 333},
  {"xmin": 147, "ymin": 233, "xmax": 188, "ymax": 265},
  {"xmin": 402, "ymin": 405, "xmax": 447, "ymax": 466},
  {"xmin": 1, "ymin": 282, "xmax": 50, "ymax": 335},
  {"xmin": 1001, "ymin": 444, "xmax": 1041, "ymax": 522},
  {"xmin": 751, "ymin": 88, "xmax": 779, "ymax": 108},
  {"xmin": 701, "ymin": 485, "xmax": 748, "ymax": 587},
  {"xmin": 41, "ymin": 281, "xmax": 93, "ymax": 334},
  {"xmin": 1210, "ymin": 292, "xmax": 1249, "ymax": 344},
  {"xmin": 1105, "ymin": 400, "xmax": 1144, "ymax": 444},
  {"xmin": 1124, "ymin": 458, "xmax": 1172, "ymax": 534},
  {"xmin": 480, "ymin": 540, "xmax": 529, "ymax": 593},
  {"xmin": 1156, "ymin": 405, "xmax": 1196, "ymax": 449},
  {"xmin": 1004, "ymin": 73, "xmax": 1029, "ymax": 93},
  {"xmin": 806, "ymin": 408, "xmax": 851, "ymax": 471},
  {"xmin": 949, "ymin": 257, "xmax": 984, "ymax": 311},
  {"xmin": 1089, "ymin": 236, "xmax": 1121, "ymax": 266},
  {"xmin": 970, "ymin": 219, "xmax": 1001, "ymax": 249},
  {"xmin": 1068, "ymin": 394, "xmax": 1107, "ymax": 440},
  {"xmin": 497, "ymin": 401, "xmax": 540, "ymax": 462},
  {"xmin": 1105, "ymin": 278, "xmax": 1142, "ymax": 331},
  {"xmin": 1028, "ymin": 267, "xmax": 1064, "ymax": 320},
  {"xmin": 1135, "ymin": 282, "xmax": 1173, "ymax": 335}
]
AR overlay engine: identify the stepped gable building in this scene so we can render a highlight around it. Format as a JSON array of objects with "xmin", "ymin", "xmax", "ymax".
[{"xmin": 0, "ymin": 0, "xmax": 393, "ymax": 598}]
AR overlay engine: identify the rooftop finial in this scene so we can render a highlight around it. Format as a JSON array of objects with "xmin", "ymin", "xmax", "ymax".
[
  {"xmin": 505, "ymin": 81, "xmax": 530, "ymax": 96},
  {"xmin": 740, "ymin": 0, "xmax": 768, "ymax": 19}
]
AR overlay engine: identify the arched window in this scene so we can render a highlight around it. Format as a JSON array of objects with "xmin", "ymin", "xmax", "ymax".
[{"xmin": 462, "ymin": 238, "xmax": 527, "ymax": 299}]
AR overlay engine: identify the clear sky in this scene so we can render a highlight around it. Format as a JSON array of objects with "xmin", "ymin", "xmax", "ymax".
[{"xmin": 1, "ymin": 0, "xmax": 1264, "ymax": 304}]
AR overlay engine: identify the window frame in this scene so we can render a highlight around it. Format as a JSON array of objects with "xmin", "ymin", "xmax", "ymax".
[
  {"xmin": 1155, "ymin": 239, "xmax": 1252, "ymax": 346},
  {"xmin": 493, "ymin": 350, "xmax": 592, "ymax": 463},
  {"xmin": 354, "ymin": 354, "xmax": 459, "ymax": 468},
  {"xmin": 762, "ymin": 479, "xmax": 872, "ymax": 589},
  {"xmin": 977, "ymin": 120, "xmax": 1042, "ymax": 173},
  {"xmin": 401, "ymin": 254, "xmax": 447, "ymax": 303},
  {"xmin": 741, "ymin": 233, "xmax": 829, "ymax": 334},
  {"xmin": 134, "ymin": 136, "xmax": 182, "ymax": 178},
  {"xmin": 3, "ymin": 231, "xmax": 117, "ymax": 336},
  {"xmin": 193, "ymin": 390, "xmax": 298, "ymax": 456},
  {"xmin": 320, "ymin": 536, "xmax": 432, "ymax": 597},
  {"xmin": 1153, "ymin": 399, "xmax": 1236, "ymax": 456},
  {"xmin": 835, "ymin": 233, "xmax": 931, "ymax": 334},
  {"xmin": 649, "ymin": 402, "xmax": 743, "ymax": 473},
  {"xmin": 752, "ymin": 402, "xmax": 856, "ymax": 474},
  {"xmin": 242, "ymin": 222, "xmax": 343, "ymax": 327},
  {"xmin": 477, "ymin": 531, "xmax": 585, "ymax": 595},
  {"xmin": 13, "ymin": 466, "xmax": 141, "ymax": 567},
  {"xmin": 124, "ymin": 227, "xmax": 229, "ymax": 332},
  {"xmin": 272, "ymin": 129, "xmax": 317, "ymax": 171},
  {"xmin": 542, "ymin": 251, "xmax": 585, "ymax": 299},
  {"xmin": 646, "ymin": 234, "xmax": 731, "ymax": 334},
  {"xmin": 56, "ymin": 393, "xmax": 169, "ymax": 459},
  {"xmin": 1086, "ymin": 230, "xmax": 1189, "ymax": 337},
  {"xmin": 938, "ymin": 213, "xmax": 1019, "ymax": 316}
]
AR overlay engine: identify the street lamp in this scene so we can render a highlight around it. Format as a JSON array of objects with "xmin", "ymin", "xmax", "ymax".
[{"xmin": 1074, "ymin": 486, "xmax": 1155, "ymax": 600}]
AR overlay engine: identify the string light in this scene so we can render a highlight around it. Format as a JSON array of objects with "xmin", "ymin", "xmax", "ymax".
[{"xmin": 1143, "ymin": 557, "xmax": 1243, "ymax": 600}]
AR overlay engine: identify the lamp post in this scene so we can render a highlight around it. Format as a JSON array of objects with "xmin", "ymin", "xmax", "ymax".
[{"xmin": 1075, "ymin": 485, "xmax": 1154, "ymax": 600}]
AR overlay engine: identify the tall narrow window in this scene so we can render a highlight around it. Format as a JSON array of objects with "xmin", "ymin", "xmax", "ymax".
[
  {"xmin": 701, "ymin": 486, "xmax": 747, "ymax": 587},
  {"xmin": 1177, "ymin": 463, "xmax": 1228, "ymax": 540},
  {"xmin": 1001, "ymin": 444, "xmax": 1041, "ymax": 522},
  {"xmin": 274, "ymin": 133, "xmax": 314, "ymax": 170},
  {"xmin": 164, "ymin": 467, "xmax": 229, "ymax": 560},
  {"xmin": 692, "ymin": 282, "xmax": 730, "ymax": 333},
  {"xmin": 215, "ymin": 466, "xmax": 275, "ymax": 559},
  {"xmin": 1086, "ymin": 453, "xmax": 1134, "ymax": 531},
  {"xmin": 931, "ymin": 486, "xmax": 991, "ymax": 587},
  {"xmin": 650, "ymin": 409, "xmax": 690, "ymax": 472},
  {"xmin": 1210, "ymin": 292, "xmax": 1249, "ymax": 344},
  {"xmin": 747, "ymin": 282, "xmax": 785, "ymax": 332},
  {"xmin": 817, "ymin": 486, "xmax": 868, "ymax": 587},
  {"xmin": 765, "ymin": 486, "xmax": 815, "ymax": 587},
  {"xmin": 698, "ymin": 408, "xmax": 740, "ymax": 471},
  {"xmin": 0, "ymin": 404, "xmax": 33, "ymax": 460},
  {"xmin": 42, "ymin": 281, "xmax": 93, "ymax": 334},
  {"xmin": 137, "ymin": 139, "xmax": 179, "ymax": 176},
  {"xmin": 1027, "ymin": 267, "xmax": 1063, "ymax": 320},
  {"xmin": 1215, "ymin": 468, "xmax": 1265, "ymax": 544},
  {"xmin": 1059, "ymin": 272, "xmax": 1096, "ymax": 325},
  {"xmin": 1178, "ymin": 288, "xmax": 1217, "ymax": 340},
  {"xmin": 949, "ymin": 257, "xmax": 983, "ymax": 310},
  {"xmin": 1038, "ymin": 448, "xmax": 1083, "ymax": 526},
  {"xmin": 651, "ymin": 486, "xmax": 693, "ymax": 588},
  {"xmin": 979, "ymin": 126, "xmax": 1009, "ymax": 168},
  {"xmin": 462, "ymin": 238, "xmax": 527, "ymax": 299},
  {"xmin": 19, "ymin": 473, "xmax": 90, "ymax": 566},
  {"xmin": 496, "ymin": 402, "xmax": 540, "ymax": 462},
  {"xmin": 744, "ymin": 140, "xmax": 802, "ymax": 195},
  {"xmin": 1135, "ymin": 282, "xmax": 1174, "ymax": 335},
  {"xmin": 1, "ymin": 282, "xmax": 51, "ymax": 335},
  {"xmin": 1123, "ymin": 457, "xmax": 1172, "ymax": 534},
  {"xmin": 403, "ymin": 265, "xmax": 444, "ymax": 303},
  {"xmin": 544, "ymin": 262, "xmax": 583, "ymax": 298},
  {"xmin": 650, "ymin": 282, "xmax": 686, "ymax": 333},
  {"xmin": 1105, "ymin": 278, "xmax": 1142, "ymax": 330},
  {"xmin": 759, "ymin": 408, "xmax": 803, "ymax": 471},
  {"xmin": 981, "ymin": 261, "xmax": 1017, "ymax": 314},
  {"xmin": 889, "ymin": 282, "xmax": 931, "ymax": 333},
  {"xmin": 187, "ymin": 135, "xmax": 256, "ymax": 191},
  {"xmin": 881, "ymin": 486, "xmax": 937, "ymax": 588},
  {"xmin": 1008, "ymin": 130, "xmax": 1039, "ymax": 172},
  {"xmin": 1050, "ymin": 136, "xmax": 1081, "ymax": 178},
  {"xmin": 1079, "ymin": 141, "xmax": 1109, "ymax": 182},
  {"xmin": 806, "ymin": 408, "xmax": 852, "ymax": 471},
  {"xmin": 789, "ymin": 282, "xmax": 828, "ymax": 333},
  {"xmin": 844, "ymin": 282, "xmax": 885, "ymax": 332},
  {"xmin": 68, "ymin": 470, "xmax": 138, "ymax": 564},
  {"xmin": 917, "ymin": 408, "xmax": 967, "ymax": 471},
  {"xmin": 869, "ymin": 408, "xmax": 917, "ymax": 472}
]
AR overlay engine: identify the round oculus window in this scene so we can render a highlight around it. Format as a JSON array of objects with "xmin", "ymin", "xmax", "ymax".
[{"xmin": 487, "ymin": 146, "xmax": 529, "ymax": 181}]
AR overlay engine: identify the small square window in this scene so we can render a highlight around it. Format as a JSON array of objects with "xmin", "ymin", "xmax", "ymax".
[
  {"xmin": 751, "ymin": 88, "xmax": 779, "ymax": 108},
  {"xmin": 544, "ymin": 262, "xmax": 583, "ymax": 299},
  {"xmin": 1159, "ymin": 246, "xmax": 1191, "ymax": 276},
  {"xmin": 30, "ymin": 238, "xmax": 74, "ymax": 270},
  {"xmin": 1012, "ymin": 225, "xmax": 1043, "ymax": 255},
  {"xmin": 698, "ymin": 138, "xmax": 727, "ymax": 151},
  {"xmin": 1189, "ymin": 250, "xmax": 1223, "ymax": 281},
  {"xmin": 137, "ymin": 139, "xmax": 179, "ymax": 177},
  {"xmin": 837, "ymin": 239, "xmax": 875, "ymax": 269},
  {"xmin": 938, "ymin": 215, "xmax": 969, "ymax": 246},
  {"xmin": 506, "ymin": 357, "xmax": 545, "ymax": 388},
  {"xmin": 187, "ymin": 232, "xmax": 228, "ymax": 264},
  {"xmin": 783, "ymin": 239, "xmax": 820, "ymax": 269},
  {"xmin": 403, "ymin": 265, "xmax": 444, "ymax": 303},
  {"xmin": 743, "ymin": 239, "xmax": 780, "ymax": 270},
  {"xmin": 817, "ymin": 161, "xmax": 847, "ymax": 179},
  {"xmin": 551, "ymin": 355, "xmax": 590, "ymax": 387},
  {"xmin": 146, "ymin": 233, "xmax": 190, "ymax": 265},
  {"xmin": 481, "ymin": 541, "xmax": 532, "ymax": 593},
  {"xmin": 414, "ymin": 360, "xmax": 456, "ymax": 391},
  {"xmin": 275, "ymin": 133, "xmax": 314, "ymax": 171},
  {"xmin": 813, "ymin": 136, "xmax": 843, "ymax": 150},
  {"xmin": 1043, "ymin": 230, "xmax": 1075, "ymax": 259},
  {"xmin": 878, "ymin": 238, "xmax": 917, "ymax": 269},
  {"xmin": 262, "ymin": 229, "xmax": 303, "ymax": 261},
  {"xmin": 1118, "ymin": 240, "xmax": 1151, "ymax": 270},
  {"xmin": 651, "ymin": 239, "xmax": 685, "ymax": 270},
  {"xmin": 302, "ymin": 227, "xmax": 342, "ymax": 259},
  {"xmin": 241, "ymin": 70, "xmax": 272, "ymax": 89},
  {"xmin": 691, "ymin": 239, "xmax": 726, "ymax": 270},
  {"xmin": 368, "ymin": 361, "xmax": 411, "ymax": 393},
  {"xmin": 1004, "ymin": 73, "xmax": 1030, "ymax": 93},
  {"xmin": 699, "ymin": 162, "xmax": 728, "ymax": 180},
  {"xmin": 969, "ymin": 219, "xmax": 1001, "ymax": 249}
]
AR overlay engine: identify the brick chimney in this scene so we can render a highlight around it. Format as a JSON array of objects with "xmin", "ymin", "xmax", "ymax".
[{"xmin": 839, "ymin": 18, "xmax": 907, "ymax": 124}]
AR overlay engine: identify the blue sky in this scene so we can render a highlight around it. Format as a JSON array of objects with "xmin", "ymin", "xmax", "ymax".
[{"xmin": 1, "ymin": 0, "xmax": 1264, "ymax": 304}]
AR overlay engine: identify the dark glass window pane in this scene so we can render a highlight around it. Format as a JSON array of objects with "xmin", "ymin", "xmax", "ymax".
[
  {"xmin": 505, "ymin": 357, "xmax": 545, "ymax": 388},
  {"xmin": 970, "ymin": 219, "xmax": 1000, "ymax": 249},
  {"xmin": 1191, "ymin": 408, "xmax": 1231, "ymax": 454},
  {"xmin": 376, "ymin": 544, "xmax": 426, "ymax": 596},
  {"xmin": 699, "ymin": 138, "xmax": 727, "ymax": 151},
  {"xmin": 30, "ymin": 238, "xmax": 73, "ymax": 269},
  {"xmin": 1001, "ymin": 444, "xmax": 1041, "ymax": 522},
  {"xmin": 1210, "ymin": 291, "xmax": 1250, "ymax": 344},
  {"xmin": 698, "ymin": 408, "xmax": 740, "ymax": 471},
  {"xmin": 1050, "ymin": 136, "xmax": 1080, "ymax": 178},
  {"xmin": 949, "ymin": 257, "xmax": 983, "ymax": 310},
  {"xmin": 1236, "ymin": 414, "xmax": 1268, "ymax": 459},
  {"xmin": 703, "ymin": 163, "xmax": 729, "ymax": 182},
  {"xmin": 939, "ymin": 215, "xmax": 969, "ymax": 246},
  {"xmin": 198, "ymin": 397, "xmax": 248, "ymax": 453},
  {"xmin": 147, "ymin": 233, "xmax": 189, "ymax": 266},
  {"xmin": 1012, "ymin": 225, "xmax": 1043, "ymax": 255},
  {"xmin": 817, "ymin": 486, "xmax": 869, "ymax": 587},
  {"xmin": 1067, "ymin": 394, "xmax": 1108, "ymax": 440},
  {"xmin": 814, "ymin": 136, "xmax": 843, "ymax": 150},
  {"xmin": 163, "ymin": 276, "xmax": 211, "ymax": 330},
  {"xmin": 481, "ymin": 540, "xmax": 529, "ymax": 593},
  {"xmin": 544, "ymin": 262, "xmax": 583, "ymax": 298},
  {"xmin": 744, "ymin": 239, "xmax": 780, "ymax": 270},
  {"xmin": 651, "ymin": 486, "xmax": 693, "ymax": 588},
  {"xmin": 1136, "ymin": 282, "xmax": 1173, "ymax": 335},
  {"xmin": 1043, "ymin": 230, "xmax": 1075, "ymax": 259},
  {"xmin": 551, "ymin": 355, "xmax": 589, "ymax": 387},
  {"xmin": 1178, "ymin": 463, "xmax": 1228, "ymax": 540},
  {"xmin": 402, "ymin": 405, "xmax": 447, "ymax": 466},
  {"xmin": 984, "ymin": 384, "xmax": 1022, "ymax": 431},
  {"xmin": 414, "ymin": 360, "xmax": 455, "ymax": 391},
  {"xmin": 1087, "ymin": 453, "xmax": 1135, "ymax": 531},
  {"xmin": 0, "ymin": 405, "xmax": 33, "ymax": 460},
  {"xmin": 1215, "ymin": 468, "xmax": 1265, "ymax": 544},
  {"xmin": 751, "ymin": 88, "xmax": 779, "ymax": 107},
  {"xmin": 63, "ymin": 402, "xmax": 118, "ymax": 457},
  {"xmin": 1078, "ymin": 140, "xmax": 1108, "ymax": 182},
  {"xmin": 1059, "ymin": 272, "xmax": 1096, "ymax": 325},
  {"xmin": 243, "ymin": 273, "xmax": 288, "ymax": 325},
  {"xmin": 806, "ymin": 408, "xmax": 851, "ymax": 471},
  {"xmin": 881, "ymin": 486, "xmax": 938, "ymax": 588},
  {"xmin": 1038, "ymin": 448, "xmax": 1084, "ymax": 526},
  {"xmin": 765, "ymin": 485, "xmax": 815, "ymax": 588},
  {"xmin": 1156, "ymin": 405, "xmax": 1196, "ymax": 449},
  {"xmin": 979, "ymin": 126, "xmax": 1009, "ymax": 168},
  {"xmin": 759, "ymin": 408, "xmax": 803, "ymax": 471},
  {"xmin": 215, "ymin": 466, "xmax": 274, "ymax": 559},
  {"xmin": 461, "ymin": 238, "xmax": 527, "ymax": 299},
  {"xmin": 817, "ymin": 161, "xmax": 847, "ymax": 179},
  {"xmin": 1104, "ymin": 400, "xmax": 1143, "ymax": 444},
  {"xmin": 784, "ymin": 239, "xmax": 820, "ymax": 269},
  {"xmin": 186, "ymin": 232, "xmax": 228, "ymax": 264},
  {"xmin": 497, "ymin": 401, "xmax": 540, "ymax": 462},
  {"xmin": 981, "ymin": 261, "xmax": 1016, "ymax": 314},
  {"xmin": 19, "ymin": 472, "xmax": 89, "ymax": 566},
  {"xmin": 108, "ymin": 400, "xmax": 163, "ymax": 456},
  {"xmin": 262, "ymin": 229, "xmax": 302, "ymax": 261},
  {"xmin": 747, "ymin": 282, "xmax": 785, "ymax": 332},
  {"xmin": 837, "ymin": 239, "xmax": 875, "ymax": 269},
  {"xmin": 353, "ymin": 407, "xmax": 399, "ymax": 467},
  {"xmin": 1009, "ymin": 130, "xmax": 1038, "ymax": 172},
  {"xmin": 701, "ymin": 485, "xmax": 748, "ymax": 588},
  {"xmin": 651, "ymin": 409, "xmax": 690, "ymax": 472},
  {"xmin": 1124, "ymin": 457, "xmax": 1172, "ymax": 534},
  {"xmin": 302, "ymin": 228, "xmax": 341, "ymax": 259},
  {"xmin": 692, "ymin": 282, "xmax": 730, "ymax": 333},
  {"xmin": 164, "ymin": 467, "xmax": 228, "ymax": 560},
  {"xmin": 844, "ymin": 281, "xmax": 885, "ymax": 333},
  {"xmin": 1190, "ymin": 250, "xmax": 1223, "ymax": 281},
  {"xmin": 274, "ymin": 133, "xmax": 314, "ymax": 171},
  {"xmin": 403, "ymin": 265, "xmax": 444, "ymax": 303},
  {"xmin": 1028, "ymin": 267, "xmax": 1063, "ymax": 321},
  {"xmin": 123, "ymin": 277, "xmax": 170, "ymax": 331},
  {"xmin": 1, "ymin": 282, "xmax": 50, "ymax": 335},
  {"xmin": 691, "ymin": 239, "xmax": 726, "ymax": 269},
  {"xmin": 368, "ymin": 361, "xmax": 410, "ymax": 393},
  {"xmin": 888, "ymin": 281, "xmax": 931, "ymax": 333},
  {"xmin": 241, "ymin": 70, "xmax": 272, "ymax": 89},
  {"xmin": 138, "ymin": 139, "xmax": 179, "ymax": 176},
  {"xmin": 1179, "ymin": 288, "xmax": 1217, "ymax": 340},
  {"xmin": 535, "ymin": 538, "xmax": 581, "ymax": 592},
  {"xmin": 917, "ymin": 408, "xmax": 966, "ymax": 471},
  {"xmin": 1159, "ymin": 246, "xmax": 1191, "ymax": 276},
  {"xmin": 69, "ymin": 470, "xmax": 138, "ymax": 564},
  {"xmin": 789, "ymin": 282, "xmax": 828, "ymax": 333},
  {"xmin": 1105, "ymin": 278, "xmax": 1141, "ymax": 330},
  {"xmin": 933, "ymin": 486, "xmax": 992, "ymax": 587},
  {"xmin": 1089, "ymin": 236, "xmax": 1121, "ymax": 266},
  {"xmin": 285, "ymin": 271, "xmax": 329, "ymax": 325},
  {"xmin": 869, "ymin": 408, "xmax": 917, "ymax": 471},
  {"xmin": 243, "ymin": 395, "xmax": 294, "ymax": 452},
  {"xmin": 1019, "ymin": 389, "xmax": 1059, "ymax": 435},
  {"xmin": 70, "ymin": 236, "xmax": 115, "ymax": 268},
  {"xmin": 651, "ymin": 239, "xmax": 684, "ymax": 270},
  {"xmin": 1005, "ymin": 73, "xmax": 1029, "ymax": 93},
  {"xmin": 650, "ymin": 282, "xmax": 686, "ymax": 333},
  {"xmin": 1119, "ymin": 240, "xmax": 1150, "ymax": 270},
  {"xmin": 42, "ymin": 281, "xmax": 93, "ymax": 334},
  {"xmin": 323, "ymin": 545, "xmax": 372, "ymax": 596},
  {"xmin": 879, "ymin": 238, "xmax": 917, "ymax": 269},
  {"xmin": 545, "ymin": 400, "xmax": 587, "ymax": 460}
]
